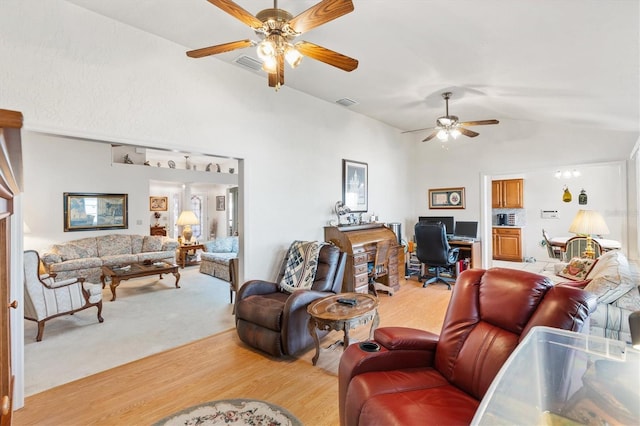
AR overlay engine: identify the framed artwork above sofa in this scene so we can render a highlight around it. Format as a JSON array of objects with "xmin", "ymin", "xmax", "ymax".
[{"xmin": 63, "ymin": 192, "xmax": 128, "ymax": 232}]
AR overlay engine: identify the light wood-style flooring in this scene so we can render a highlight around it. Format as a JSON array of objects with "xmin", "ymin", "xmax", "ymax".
[{"xmin": 13, "ymin": 277, "xmax": 452, "ymax": 425}]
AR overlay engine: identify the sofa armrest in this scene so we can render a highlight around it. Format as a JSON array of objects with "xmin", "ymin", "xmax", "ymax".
[
  {"xmin": 41, "ymin": 252, "xmax": 61, "ymax": 265},
  {"xmin": 162, "ymin": 239, "xmax": 179, "ymax": 251}
]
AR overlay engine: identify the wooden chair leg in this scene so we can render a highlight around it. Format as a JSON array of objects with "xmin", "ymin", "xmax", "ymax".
[{"xmin": 36, "ymin": 321, "xmax": 45, "ymax": 342}]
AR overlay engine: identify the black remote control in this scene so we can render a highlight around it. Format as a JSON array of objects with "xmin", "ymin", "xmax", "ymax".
[{"xmin": 337, "ymin": 298, "xmax": 357, "ymax": 306}]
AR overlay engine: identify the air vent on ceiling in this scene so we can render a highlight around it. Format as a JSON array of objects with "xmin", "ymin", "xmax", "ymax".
[
  {"xmin": 336, "ymin": 98, "xmax": 358, "ymax": 107},
  {"xmin": 233, "ymin": 55, "xmax": 263, "ymax": 72}
]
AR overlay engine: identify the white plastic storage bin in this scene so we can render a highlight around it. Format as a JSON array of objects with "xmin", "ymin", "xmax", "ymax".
[{"xmin": 472, "ymin": 326, "xmax": 640, "ymax": 425}]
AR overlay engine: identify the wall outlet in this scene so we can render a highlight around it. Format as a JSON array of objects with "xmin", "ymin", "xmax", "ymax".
[{"xmin": 136, "ymin": 219, "xmax": 143, "ymax": 225}]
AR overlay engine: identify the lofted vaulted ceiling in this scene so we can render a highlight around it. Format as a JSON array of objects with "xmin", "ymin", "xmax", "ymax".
[{"xmin": 64, "ymin": 0, "xmax": 639, "ymax": 139}]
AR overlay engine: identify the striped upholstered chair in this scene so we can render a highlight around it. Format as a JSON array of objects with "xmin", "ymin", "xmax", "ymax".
[{"xmin": 23, "ymin": 250, "xmax": 103, "ymax": 341}]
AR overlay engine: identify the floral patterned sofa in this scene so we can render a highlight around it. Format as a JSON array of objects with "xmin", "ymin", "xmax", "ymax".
[
  {"xmin": 199, "ymin": 236, "xmax": 238, "ymax": 282},
  {"xmin": 41, "ymin": 234, "xmax": 179, "ymax": 284},
  {"xmin": 542, "ymin": 249, "xmax": 640, "ymax": 344}
]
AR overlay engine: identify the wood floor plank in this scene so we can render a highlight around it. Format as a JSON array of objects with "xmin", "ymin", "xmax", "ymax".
[{"xmin": 13, "ymin": 278, "xmax": 452, "ymax": 425}]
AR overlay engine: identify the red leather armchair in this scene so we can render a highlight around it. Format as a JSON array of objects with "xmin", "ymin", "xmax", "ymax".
[
  {"xmin": 339, "ymin": 268, "xmax": 597, "ymax": 426},
  {"xmin": 235, "ymin": 244, "xmax": 346, "ymax": 357}
]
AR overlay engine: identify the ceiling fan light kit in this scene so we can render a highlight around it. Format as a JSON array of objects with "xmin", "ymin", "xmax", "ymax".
[
  {"xmin": 403, "ymin": 91, "xmax": 499, "ymax": 143},
  {"xmin": 187, "ymin": 0, "xmax": 359, "ymax": 90}
]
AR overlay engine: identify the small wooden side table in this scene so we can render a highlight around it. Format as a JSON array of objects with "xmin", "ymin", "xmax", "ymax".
[
  {"xmin": 178, "ymin": 243, "xmax": 204, "ymax": 268},
  {"xmin": 307, "ymin": 292, "xmax": 379, "ymax": 366}
]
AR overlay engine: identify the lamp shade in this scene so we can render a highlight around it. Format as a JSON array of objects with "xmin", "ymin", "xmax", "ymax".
[
  {"xmin": 568, "ymin": 210, "xmax": 610, "ymax": 235},
  {"xmin": 176, "ymin": 210, "xmax": 198, "ymax": 226}
]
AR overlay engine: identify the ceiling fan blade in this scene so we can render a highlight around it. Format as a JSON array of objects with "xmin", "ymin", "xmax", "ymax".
[
  {"xmin": 401, "ymin": 126, "xmax": 436, "ymax": 134},
  {"xmin": 422, "ymin": 131, "xmax": 439, "ymax": 142},
  {"xmin": 288, "ymin": 0, "xmax": 354, "ymax": 34},
  {"xmin": 457, "ymin": 119, "xmax": 499, "ymax": 126},
  {"xmin": 295, "ymin": 41, "xmax": 358, "ymax": 71},
  {"xmin": 186, "ymin": 40, "xmax": 253, "ymax": 58},
  {"xmin": 458, "ymin": 127, "xmax": 480, "ymax": 138},
  {"xmin": 206, "ymin": 0, "xmax": 263, "ymax": 29}
]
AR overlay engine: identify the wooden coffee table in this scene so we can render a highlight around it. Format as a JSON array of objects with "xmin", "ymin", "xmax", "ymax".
[
  {"xmin": 307, "ymin": 292, "xmax": 379, "ymax": 366},
  {"xmin": 100, "ymin": 261, "xmax": 180, "ymax": 301}
]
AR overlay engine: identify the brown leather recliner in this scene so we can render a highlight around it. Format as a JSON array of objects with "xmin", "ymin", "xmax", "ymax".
[
  {"xmin": 339, "ymin": 267, "xmax": 597, "ymax": 426},
  {"xmin": 235, "ymin": 244, "xmax": 346, "ymax": 357}
]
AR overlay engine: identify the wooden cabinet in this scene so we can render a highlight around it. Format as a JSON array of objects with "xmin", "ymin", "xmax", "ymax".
[
  {"xmin": 492, "ymin": 227, "xmax": 523, "ymax": 261},
  {"xmin": 492, "ymin": 179, "xmax": 524, "ymax": 208},
  {"xmin": 324, "ymin": 224, "xmax": 400, "ymax": 294},
  {"xmin": 150, "ymin": 226, "xmax": 167, "ymax": 236}
]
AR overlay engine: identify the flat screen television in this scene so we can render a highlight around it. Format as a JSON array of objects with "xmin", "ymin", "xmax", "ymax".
[
  {"xmin": 418, "ymin": 216, "xmax": 455, "ymax": 236},
  {"xmin": 454, "ymin": 221, "xmax": 478, "ymax": 239}
]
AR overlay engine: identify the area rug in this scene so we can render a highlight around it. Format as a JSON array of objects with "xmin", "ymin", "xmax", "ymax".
[{"xmin": 153, "ymin": 399, "xmax": 303, "ymax": 426}]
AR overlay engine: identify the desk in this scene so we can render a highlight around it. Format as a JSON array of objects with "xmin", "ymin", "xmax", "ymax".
[
  {"xmin": 324, "ymin": 224, "xmax": 401, "ymax": 293},
  {"xmin": 448, "ymin": 239, "xmax": 482, "ymax": 269},
  {"xmin": 548, "ymin": 236, "xmax": 621, "ymax": 251}
]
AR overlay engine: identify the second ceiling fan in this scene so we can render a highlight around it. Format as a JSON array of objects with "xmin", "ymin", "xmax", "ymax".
[
  {"xmin": 404, "ymin": 92, "xmax": 499, "ymax": 142},
  {"xmin": 186, "ymin": 0, "xmax": 359, "ymax": 90}
]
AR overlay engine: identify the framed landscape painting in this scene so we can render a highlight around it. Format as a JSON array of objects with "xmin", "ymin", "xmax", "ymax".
[
  {"xmin": 342, "ymin": 159, "xmax": 368, "ymax": 212},
  {"xmin": 428, "ymin": 187, "xmax": 465, "ymax": 209},
  {"xmin": 64, "ymin": 193, "xmax": 128, "ymax": 231}
]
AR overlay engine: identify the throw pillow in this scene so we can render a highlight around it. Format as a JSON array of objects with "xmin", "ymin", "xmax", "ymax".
[
  {"xmin": 584, "ymin": 250, "xmax": 636, "ymax": 304},
  {"xmin": 279, "ymin": 240, "xmax": 326, "ymax": 294},
  {"xmin": 558, "ymin": 257, "xmax": 597, "ymax": 281},
  {"xmin": 142, "ymin": 236, "xmax": 163, "ymax": 252}
]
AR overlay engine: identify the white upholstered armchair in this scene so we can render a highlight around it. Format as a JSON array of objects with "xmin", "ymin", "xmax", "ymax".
[{"xmin": 23, "ymin": 250, "xmax": 104, "ymax": 341}]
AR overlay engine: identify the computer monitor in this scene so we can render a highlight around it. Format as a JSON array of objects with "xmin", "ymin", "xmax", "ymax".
[
  {"xmin": 418, "ymin": 216, "xmax": 455, "ymax": 236},
  {"xmin": 454, "ymin": 221, "xmax": 478, "ymax": 239}
]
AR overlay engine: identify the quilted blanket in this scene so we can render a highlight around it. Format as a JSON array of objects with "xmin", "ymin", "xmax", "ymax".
[{"xmin": 279, "ymin": 240, "xmax": 326, "ymax": 293}]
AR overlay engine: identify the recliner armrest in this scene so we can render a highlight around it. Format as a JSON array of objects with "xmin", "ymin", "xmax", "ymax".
[
  {"xmin": 236, "ymin": 280, "xmax": 279, "ymax": 300},
  {"xmin": 374, "ymin": 326, "xmax": 439, "ymax": 351}
]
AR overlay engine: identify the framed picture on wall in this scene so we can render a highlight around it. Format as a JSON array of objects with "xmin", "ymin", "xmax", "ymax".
[
  {"xmin": 342, "ymin": 159, "xmax": 368, "ymax": 212},
  {"xmin": 64, "ymin": 193, "xmax": 128, "ymax": 231},
  {"xmin": 428, "ymin": 187, "xmax": 466, "ymax": 209},
  {"xmin": 216, "ymin": 195, "xmax": 225, "ymax": 211},
  {"xmin": 149, "ymin": 196, "xmax": 168, "ymax": 211}
]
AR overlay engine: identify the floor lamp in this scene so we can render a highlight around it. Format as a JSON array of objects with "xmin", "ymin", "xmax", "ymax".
[{"xmin": 568, "ymin": 210, "xmax": 610, "ymax": 259}]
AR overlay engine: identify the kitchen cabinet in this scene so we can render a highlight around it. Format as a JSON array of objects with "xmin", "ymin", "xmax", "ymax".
[
  {"xmin": 493, "ymin": 227, "xmax": 522, "ymax": 261},
  {"xmin": 492, "ymin": 179, "xmax": 524, "ymax": 208}
]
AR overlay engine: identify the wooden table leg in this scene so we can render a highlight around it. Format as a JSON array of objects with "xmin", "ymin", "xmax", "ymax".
[
  {"xmin": 109, "ymin": 277, "xmax": 120, "ymax": 301},
  {"xmin": 369, "ymin": 310, "xmax": 380, "ymax": 340},
  {"xmin": 173, "ymin": 270, "xmax": 181, "ymax": 288},
  {"xmin": 343, "ymin": 322, "xmax": 351, "ymax": 349},
  {"xmin": 308, "ymin": 317, "xmax": 320, "ymax": 366}
]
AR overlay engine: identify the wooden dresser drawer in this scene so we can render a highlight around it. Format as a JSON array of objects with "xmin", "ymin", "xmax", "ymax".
[
  {"xmin": 353, "ymin": 253, "xmax": 368, "ymax": 265},
  {"xmin": 354, "ymin": 273, "xmax": 368, "ymax": 288},
  {"xmin": 354, "ymin": 263, "xmax": 368, "ymax": 275}
]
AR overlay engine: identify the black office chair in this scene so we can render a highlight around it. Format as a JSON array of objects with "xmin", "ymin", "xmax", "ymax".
[{"xmin": 414, "ymin": 222, "xmax": 460, "ymax": 289}]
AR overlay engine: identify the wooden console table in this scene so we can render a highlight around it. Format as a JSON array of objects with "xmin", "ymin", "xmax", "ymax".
[{"xmin": 324, "ymin": 224, "xmax": 401, "ymax": 293}]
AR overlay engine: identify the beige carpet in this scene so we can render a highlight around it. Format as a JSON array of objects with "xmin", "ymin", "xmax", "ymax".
[{"xmin": 23, "ymin": 266, "xmax": 235, "ymax": 396}]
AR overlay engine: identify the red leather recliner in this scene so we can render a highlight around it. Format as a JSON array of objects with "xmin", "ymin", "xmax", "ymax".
[{"xmin": 339, "ymin": 268, "xmax": 597, "ymax": 426}]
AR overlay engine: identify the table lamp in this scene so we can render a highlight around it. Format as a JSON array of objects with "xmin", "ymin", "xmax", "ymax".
[
  {"xmin": 568, "ymin": 209, "xmax": 610, "ymax": 259},
  {"xmin": 176, "ymin": 210, "xmax": 198, "ymax": 242}
]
